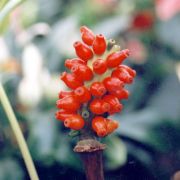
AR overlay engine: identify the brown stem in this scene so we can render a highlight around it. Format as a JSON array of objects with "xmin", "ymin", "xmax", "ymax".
[
  {"xmin": 74, "ymin": 106, "xmax": 106, "ymax": 180},
  {"xmin": 74, "ymin": 139, "xmax": 105, "ymax": 180},
  {"xmin": 80, "ymin": 150, "xmax": 104, "ymax": 180}
]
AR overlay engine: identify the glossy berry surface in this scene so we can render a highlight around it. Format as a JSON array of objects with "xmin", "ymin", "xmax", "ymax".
[
  {"xmin": 92, "ymin": 34, "xmax": 107, "ymax": 55},
  {"xmin": 55, "ymin": 26, "xmax": 136, "ymax": 137},
  {"xmin": 80, "ymin": 26, "xmax": 95, "ymax": 46},
  {"xmin": 92, "ymin": 116, "xmax": 107, "ymax": 137},
  {"xmin": 93, "ymin": 59, "xmax": 107, "ymax": 74},
  {"xmin": 64, "ymin": 114, "xmax": 85, "ymax": 130},
  {"xmin": 90, "ymin": 82, "xmax": 106, "ymax": 97}
]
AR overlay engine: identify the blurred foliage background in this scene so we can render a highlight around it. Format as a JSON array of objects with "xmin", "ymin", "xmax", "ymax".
[{"xmin": 0, "ymin": 0, "xmax": 180, "ymax": 179}]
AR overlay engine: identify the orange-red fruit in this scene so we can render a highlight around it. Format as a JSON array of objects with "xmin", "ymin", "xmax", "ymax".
[
  {"xmin": 111, "ymin": 89, "xmax": 129, "ymax": 100},
  {"xmin": 90, "ymin": 99, "xmax": 110, "ymax": 114},
  {"xmin": 64, "ymin": 114, "xmax": 85, "ymax": 130},
  {"xmin": 106, "ymin": 119, "xmax": 119, "ymax": 134},
  {"xmin": 92, "ymin": 116, "xmax": 107, "ymax": 137},
  {"xmin": 56, "ymin": 95, "xmax": 80, "ymax": 112},
  {"xmin": 92, "ymin": 34, "xmax": 107, "ymax": 55},
  {"xmin": 118, "ymin": 64, "xmax": 136, "ymax": 78},
  {"xmin": 103, "ymin": 94, "xmax": 123, "ymax": 114},
  {"xmin": 73, "ymin": 41, "xmax": 93, "ymax": 61},
  {"xmin": 74, "ymin": 86, "xmax": 91, "ymax": 103},
  {"xmin": 55, "ymin": 110, "xmax": 74, "ymax": 121},
  {"xmin": 65, "ymin": 58, "xmax": 86, "ymax": 69},
  {"xmin": 132, "ymin": 11, "xmax": 154, "ymax": 30},
  {"xmin": 90, "ymin": 82, "xmax": 106, "ymax": 97},
  {"xmin": 93, "ymin": 59, "xmax": 107, "ymax": 74},
  {"xmin": 106, "ymin": 49, "xmax": 130, "ymax": 68},
  {"xmin": 103, "ymin": 76, "xmax": 124, "ymax": 93},
  {"xmin": 58, "ymin": 90, "xmax": 74, "ymax": 99},
  {"xmin": 112, "ymin": 68, "xmax": 133, "ymax": 84},
  {"xmin": 80, "ymin": 26, "xmax": 95, "ymax": 46},
  {"xmin": 71, "ymin": 64, "xmax": 93, "ymax": 81},
  {"xmin": 61, "ymin": 72, "xmax": 83, "ymax": 89}
]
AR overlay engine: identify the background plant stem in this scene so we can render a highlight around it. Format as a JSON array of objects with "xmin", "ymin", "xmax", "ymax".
[
  {"xmin": 0, "ymin": 82, "xmax": 39, "ymax": 180},
  {"xmin": 0, "ymin": 0, "xmax": 24, "ymax": 22}
]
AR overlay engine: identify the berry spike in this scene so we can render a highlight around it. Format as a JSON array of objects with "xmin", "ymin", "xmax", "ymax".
[{"xmin": 55, "ymin": 26, "xmax": 136, "ymax": 136}]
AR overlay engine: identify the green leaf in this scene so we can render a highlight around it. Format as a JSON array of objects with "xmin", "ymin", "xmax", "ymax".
[
  {"xmin": 0, "ymin": 0, "xmax": 25, "ymax": 34},
  {"xmin": 0, "ymin": 158, "xmax": 24, "ymax": 180},
  {"xmin": 104, "ymin": 135, "xmax": 127, "ymax": 170},
  {"xmin": 54, "ymin": 137, "xmax": 81, "ymax": 170},
  {"xmin": 115, "ymin": 108, "xmax": 161, "ymax": 144},
  {"xmin": 0, "ymin": 0, "xmax": 24, "ymax": 23},
  {"xmin": 68, "ymin": 130, "xmax": 80, "ymax": 137},
  {"xmin": 27, "ymin": 112, "xmax": 57, "ymax": 165},
  {"xmin": 0, "ymin": 15, "xmax": 9, "ymax": 34},
  {"xmin": 0, "ymin": 0, "xmax": 8, "ymax": 10}
]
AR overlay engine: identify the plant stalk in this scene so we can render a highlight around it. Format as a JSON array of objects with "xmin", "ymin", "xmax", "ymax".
[
  {"xmin": 0, "ymin": 82, "xmax": 39, "ymax": 180},
  {"xmin": 74, "ymin": 108, "xmax": 106, "ymax": 180},
  {"xmin": 80, "ymin": 150, "xmax": 104, "ymax": 180},
  {"xmin": 0, "ymin": 0, "xmax": 24, "ymax": 22}
]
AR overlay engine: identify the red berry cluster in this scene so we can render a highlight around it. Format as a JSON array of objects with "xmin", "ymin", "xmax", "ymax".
[{"xmin": 55, "ymin": 26, "xmax": 136, "ymax": 137}]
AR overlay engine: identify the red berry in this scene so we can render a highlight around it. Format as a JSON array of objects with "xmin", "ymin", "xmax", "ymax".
[
  {"xmin": 106, "ymin": 49, "xmax": 130, "ymax": 68},
  {"xmin": 64, "ymin": 114, "xmax": 85, "ymax": 130},
  {"xmin": 80, "ymin": 26, "xmax": 95, "ymax": 46},
  {"xmin": 106, "ymin": 119, "xmax": 119, "ymax": 134},
  {"xmin": 103, "ymin": 76, "xmax": 124, "ymax": 93},
  {"xmin": 90, "ymin": 82, "xmax": 107, "ymax": 97},
  {"xmin": 103, "ymin": 94, "xmax": 123, "ymax": 114},
  {"xmin": 71, "ymin": 64, "xmax": 93, "ymax": 81},
  {"xmin": 93, "ymin": 59, "xmax": 107, "ymax": 74},
  {"xmin": 65, "ymin": 58, "xmax": 86, "ymax": 69},
  {"xmin": 111, "ymin": 89, "xmax": 129, "ymax": 100},
  {"xmin": 56, "ymin": 95, "xmax": 80, "ymax": 112},
  {"xmin": 60, "ymin": 72, "xmax": 83, "ymax": 89},
  {"xmin": 112, "ymin": 68, "xmax": 133, "ymax": 84},
  {"xmin": 92, "ymin": 34, "xmax": 106, "ymax": 55},
  {"xmin": 55, "ymin": 110, "xmax": 74, "ymax": 121},
  {"xmin": 92, "ymin": 116, "xmax": 107, "ymax": 137},
  {"xmin": 73, "ymin": 41, "xmax": 93, "ymax": 61},
  {"xmin": 118, "ymin": 65, "xmax": 136, "ymax": 78},
  {"xmin": 90, "ymin": 99, "xmax": 110, "ymax": 114},
  {"xmin": 74, "ymin": 86, "xmax": 91, "ymax": 103},
  {"xmin": 58, "ymin": 90, "xmax": 74, "ymax": 99},
  {"xmin": 132, "ymin": 11, "xmax": 154, "ymax": 30}
]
